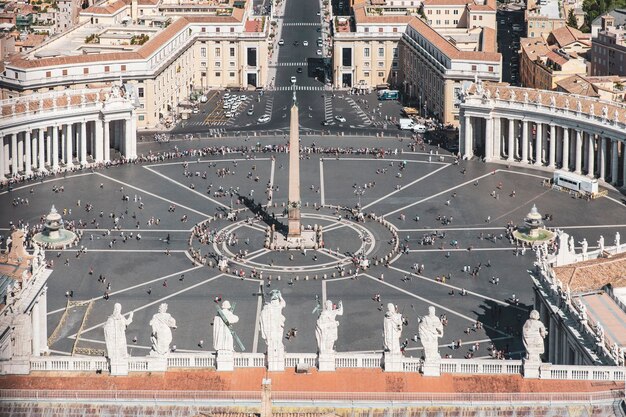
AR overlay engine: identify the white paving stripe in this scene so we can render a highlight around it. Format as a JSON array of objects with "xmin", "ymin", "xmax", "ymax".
[
  {"xmin": 143, "ymin": 165, "xmax": 230, "ymax": 210},
  {"xmin": 319, "ymin": 159, "xmax": 325, "ymax": 206},
  {"xmin": 144, "ymin": 157, "xmax": 270, "ymax": 169},
  {"xmin": 95, "ymin": 172, "xmax": 213, "ymax": 218},
  {"xmin": 361, "ymin": 164, "xmax": 451, "ymax": 210},
  {"xmin": 362, "ymin": 273, "xmax": 510, "ymax": 338},
  {"xmin": 71, "ymin": 273, "xmax": 225, "ymax": 338},
  {"xmin": 47, "ymin": 265, "xmax": 203, "ymax": 316}
]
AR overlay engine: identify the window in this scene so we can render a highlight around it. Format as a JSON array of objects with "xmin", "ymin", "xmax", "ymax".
[
  {"xmin": 427, "ymin": 9, "xmax": 432, "ymax": 14},
  {"xmin": 138, "ymin": 87, "xmax": 144, "ymax": 98},
  {"xmin": 121, "ymin": 65, "xmax": 126, "ymax": 71},
  {"xmin": 393, "ymin": 27, "xmax": 397, "ymax": 32},
  {"xmin": 83, "ymin": 68, "xmax": 89, "ymax": 74},
  {"xmin": 104, "ymin": 66, "xmax": 110, "ymax": 72},
  {"xmin": 201, "ymin": 72, "xmax": 206, "ymax": 77},
  {"xmin": 378, "ymin": 47, "xmax": 384, "ymax": 57},
  {"xmin": 229, "ymin": 61, "xmax": 235, "ymax": 67},
  {"xmin": 473, "ymin": 15, "xmax": 476, "ymax": 20},
  {"xmin": 454, "ymin": 9, "xmax": 459, "ymax": 14},
  {"xmin": 364, "ymin": 71, "xmax": 370, "ymax": 77},
  {"xmin": 378, "ymin": 27, "xmax": 383, "ymax": 32},
  {"xmin": 488, "ymin": 66, "xmax": 493, "ymax": 72},
  {"xmin": 247, "ymin": 47, "xmax": 257, "ymax": 67},
  {"xmin": 230, "ymin": 47, "xmax": 235, "ymax": 57},
  {"xmin": 215, "ymin": 61, "xmax": 220, "ymax": 67},
  {"xmin": 365, "ymin": 27, "xmax": 369, "ymax": 32},
  {"xmin": 445, "ymin": 20, "xmax": 449, "ymax": 25},
  {"xmin": 471, "ymin": 65, "xmax": 477, "ymax": 70},
  {"xmin": 216, "ymin": 27, "xmax": 220, "ymax": 32},
  {"xmin": 378, "ymin": 61, "xmax": 384, "ymax": 67},
  {"xmin": 364, "ymin": 61, "xmax": 370, "ymax": 67},
  {"xmin": 229, "ymin": 72, "xmax": 235, "ymax": 77},
  {"xmin": 364, "ymin": 47, "xmax": 370, "ymax": 58},
  {"xmin": 230, "ymin": 27, "xmax": 234, "ymax": 32},
  {"xmin": 215, "ymin": 47, "xmax": 221, "ymax": 57},
  {"xmin": 479, "ymin": 15, "xmax": 482, "ymax": 21},
  {"xmin": 201, "ymin": 47, "xmax": 206, "ymax": 57},
  {"xmin": 138, "ymin": 115, "xmax": 145, "ymax": 121},
  {"xmin": 215, "ymin": 72, "xmax": 221, "ymax": 77},
  {"xmin": 62, "ymin": 69, "xmax": 67, "ymax": 76},
  {"xmin": 378, "ymin": 71, "xmax": 384, "ymax": 77},
  {"xmin": 201, "ymin": 61, "xmax": 207, "ymax": 67},
  {"xmin": 393, "ymin": 47, "xmax": 398, "ymax": 58},
  {"xmin": 46, "ymin": 71, "xmax": 51, "ymax": 78},
  {"xmin": 342, "ymin": 47, "xmax": 352, "ymax": 66}
]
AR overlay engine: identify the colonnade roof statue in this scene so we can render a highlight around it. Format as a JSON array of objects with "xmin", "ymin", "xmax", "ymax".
[
  {"xmin": 316, "ymin": 299, "xmax": 343, "ymax": 354},
  {"xmin": 260, "ymin": 290, "xmax": 286, "ymax": 351},
  {"xmin": 213, "ymin": 300, "xmax": 243, "ymax": 352},
  {"xmin": 149, "ymin": 303, "xmax": 177, "ymax": 357},
  {"xmin": 523, "ymin": 310, "xmax": 548, "ymax": 363},
  {"xmin": 464, "ymin": 82, "xmax": 626, "ymax": 124},
  {"xmin": 104, "ymin": 303, "xmax": 134, "ymax": 360}
]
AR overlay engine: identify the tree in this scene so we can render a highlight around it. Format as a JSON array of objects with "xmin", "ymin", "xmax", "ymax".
[{"xmin": 567, "ymin": 9, "xmax": 579, "ymax": 28}]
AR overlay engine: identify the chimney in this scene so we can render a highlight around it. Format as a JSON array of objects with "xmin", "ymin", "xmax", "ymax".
[
  {"xmin": 601, "ymin": 14, "xmax": 615, "ymax": 31},
  {"xmin": 131, "ymin": 0, "xmax": 138, "ymax": 23}
]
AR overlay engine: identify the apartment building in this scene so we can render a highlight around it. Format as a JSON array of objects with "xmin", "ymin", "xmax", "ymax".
[
  {"xmin": 0, "ymin": 0, "xmax": 269, "ymax": 128},
  {"xmin": 556, "ymin": 74, "xmax": 626, "ymax": 102},
  {"xmin": 590, "ymin": 14, "xmax": 626, "ymax": 76},
  {"xmin": 398, "ymin": 16, "xmax": 501, "ymax": 126}
]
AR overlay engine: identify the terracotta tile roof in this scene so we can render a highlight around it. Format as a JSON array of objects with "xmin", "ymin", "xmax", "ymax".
[
  {"xmin": 244, "ymin": 19, "xmax": 263, "ymax": 32},
  {"xmin": 8, "ymin": 13, "xmax": 245, "ymax": 69},
  {"xmin": 548, "ymin": 25, "xmax": 589, "ymax": 48},
  {"xmin": 0, "ymin": 368, "xmax": 620, "ymax": 393},
  {"xmin": 15, "ymin": 34, "xmax": 46, "ymax": 48},
  {"xmin": 1, "ymin": 90, "xmax": 106, "ymax": 117},
  {"xmin": 481, "ymin": 26, "xmax": 496, "ymax": 53},
  {"xmin": 520, "ymin": 37, "xmax": 550, "ymax": 60},
  {"xmin": 407, "ymin": 17, "xmax": 501, "ymax": 62},
  {"xmin": 423, "ymin": 0, "xmax": 472, "ymax": 5},
  {"xmin": 83, "ymin": 0, "xmax": 129, "ymax": 15},
  {"xmin": 353, "ymin": 4, "xmax": 413, "ymax": 24},
  {"xmin": 545, "ymin": 49, "xmax": 568, "ymax": 65},
  {"xmin": 137, "ymin": 0, "xmax": 159, "ymax": 5},
  {"xmin": 556, "ymin": 75, "xmax": 599, "ymax": 97},
  {"xmin": 554, "ymin": 251, "xmax": 626, "ymax": 293},
  {"xmin": 580, "ymin": 292, "xmax": 626, "ymax": 348}
]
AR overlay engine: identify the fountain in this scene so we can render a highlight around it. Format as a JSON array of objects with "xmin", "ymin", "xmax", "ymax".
[
  {"xmin": 512, "ymin": 204, "xmax": 555, "ymax": 247},
  {"xmin": 32, "ymin": 205, "xmax": 78, "ymax": 249}
]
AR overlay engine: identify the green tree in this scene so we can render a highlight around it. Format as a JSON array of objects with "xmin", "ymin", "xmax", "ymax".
[{"xmin": 567, "ymin": 9, "xmax": 579, "ymax": 28}]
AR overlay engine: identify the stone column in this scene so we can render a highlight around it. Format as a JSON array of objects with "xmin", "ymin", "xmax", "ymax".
[
  {"xmin": 80, "ymin": 121, "xmax": 87, "ymax": 165},
  {"xmin": 66, "ymin": 123, "xmax": 74, "ymax": 166},
  {"xmin": 17, "ymin": 134, "xmax": 24, "ymax": 171},
  {"xmin": 534, "ymin": 122, "xmax": 543, "ymax": 166},
  {"xmin": 45, "ymin": 129, "xmax": 51, "ymax": 166},
  {"xmin": 31, "ymin": 300, "xmax": 41, "ymax": 356},
  {"xmin": 574, "ymin": 130, "xmax": 582, "ymax": 174},
  {"xmin": 611, "ymin": 139, "xmax": 619, "ymax": 185},
  {"xmin": 521, "ymin": 120, "xmax": 529, "ymax": 163},
  {"xmin": 598, "ymin": 136, "xmax": 606, "ymax": 181},
  {"xmin": 562, "ymin": 127, "xmax": 569, "ymax": 171},
  {"xmin": 484, "ymin": 117, "xmax": 493, "ymax": 162},
  {"xmin": 52, "ymin": 125, "xmax": 59, "ymax": 171},
  {"xmin": 94, "ymin": 119, "xmax": 103, "ymax": 163},
  {"xmin": 38, "ymin": 128, "xmax": 46, "ymax": 172},
  {"xmin": 548, "ymin": 124, "xmax": 556, "ymax": 168},
  {"xmin": 493, "ymin": 117, "xmax": 501, "ymax": 159},
  {"xmin": 60, "ymin": 126, "xmax": 65, "ymax": 165},
  {"xmin": 507, "ymin": 119, "xmax": 515, "ymax": 162},
  {"xmin": 24, "ymin": 130, "xmax": 32, "ymax": 175},
  {"xmin": 129, "ymin": 114, "xmax": 137, "ymax": 159},
  {"xmin": 103, "ymin": 120, "xmax": 111, "ymax": 162},
  {"xmin": 587, "ymin": 133, "xmax": 595, "ymax": 177},
  {"xmin": 31, "ymin": 133, "xmax": 37, "ymax": 170},
  {"xmin": 10, "ymin": 133, "xmax": 18, "ymax": 175},
  {"xmin": 39, "ymin": 288, "xmax": 48, "ymax": 354},
  {"xmin": 124, "ymin": 118, "xmax": 133, "ymax": 160},
  {"xmin": 0, "ymin": 135, "xmax": 5, "ymax": 181},
  {"xmin": 464, "ymin": 115, "xmax": 473, "ymax": 159}
]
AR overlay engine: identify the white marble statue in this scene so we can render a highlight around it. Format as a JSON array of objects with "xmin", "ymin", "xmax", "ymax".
[
  {"xmin": 315, "ymin": 299, "xmax": 343, "ymax": 354},
  {"xmin": 589, "ymin": 103, "xmax": 595, "ymax": 116},
  {"xmin": 260, "ymin": 290, "xmax": 286, "ymax": 351},
  {"xmin": 598, "ymin": 235, "xmax": 605, "ymax": 253},
  {"xmin": 564, "ymin": 98, "xmax": 570, "ymax": 109},
  {"xmin": 213, "ymin": 300, "xmax": 240, "ymax": 351},
  {"xmin": 383, "ymin": 303, "xmax": 403, "ymax": 355},
  {"xmin": 602, "ymin": 105, "xmax": 608, "ymax": 118},
  {"xmin": 510, "ymin": 90, "xmax": 516, "ymax": 101},
  {"xmin": 580, "ymin": 238, "xmax": 588, "ymax": 255},
  {"xmin": 149, "ymin": 303, "xmax": 177, "ymax": 356},
  {"xmin": 523, "ymin": 91, "xmax": 529, "ymax": 102},
  {"xmin": 615, "ymin": 232, "xmax": 621, "ymax": 248},
  {"xmin": 522, "ymin": 310, "xmax": 547, "ymax": 362},
  {"xmin": 550, "ymin": 95, "xmax": 556, "ymax": 108},
  {"xmin": 104, "ymin": 303, "xmax": 134, "ymax": 359},
  {"xmin": 419, "ymin": 306, "xmax": 444, "ymax": 361},
  {"xmin": 568, "ymin": 236, "xmax": 575, "ymax": 253}
]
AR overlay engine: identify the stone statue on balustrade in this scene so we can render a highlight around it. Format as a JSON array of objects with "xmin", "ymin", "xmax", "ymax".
[
  {"xmin": 316, "ymin": 299, "xmax": 343, "ymax": 354},
  {"xmin": 104, "ymin": 303, "xmax": 134, "ymax": 360},
  {"xmin": 569, "ymin": 236, "xmax": 575, "ymax": 253},
  {"xmin": 579, "ymin": 238, "xmax": 588, "ymax": 255},
  {"xmin": 149, "ymin": 303, "xmax": 177, "ymax": 356},
  {"xmin": 615, "ymin": 232, "xmax": 621, "ymax": 249},
  {"xmin": 598, "ymin": 235, "xmax": 605, "ymax": 254},
  {"xmin": 383, "ymin": 303, "xmax": 403, "ymax": 355},
  {"xmin": 260, "ymin": 290, "xmax": 286, "ymax": 371},
  {"xmin": 419, "ymin": 306, "xmax": 444, "ymax": 361},
  {"xmin": 213, "ymin": 300, "xmax": 240, "ymax": 352},
  {"xmin": 522, "ymin": 310, "xmax": 547, "ymax": 363}
]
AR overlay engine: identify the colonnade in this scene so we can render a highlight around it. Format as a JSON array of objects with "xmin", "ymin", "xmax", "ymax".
[
  {"xmin": 462, "ymin": 115, "xmax": 626, "ymax": 186},
  {"xmin": 0, "ymin": 117, "xmax": 135, "ymax": 181}
]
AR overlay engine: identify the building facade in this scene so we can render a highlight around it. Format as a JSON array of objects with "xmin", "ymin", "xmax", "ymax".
[{"xmin": 590, "ymin": 15, "xmax": 626, "ymax": 76}]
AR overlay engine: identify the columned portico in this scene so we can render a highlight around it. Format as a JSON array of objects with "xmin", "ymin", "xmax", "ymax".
[
  {"xmin": 534, "ymin": 122, "xmax": 543, "ymax": 166},
  {"xmin": 574, "ymin": 130, "xmax": 582, "ymax": 174},
  {"xmin": 52, "ymin": 125, "xmax": 59, "ymax": 171},
  {"xmin": 11, "ymin": 133, "xmax": 18, "ymax": 175},
  {"xmin": 548, "ymin": 124, "xmax": 556, "ymax": 168},
  {"xmin": 80, "ymin": 121, "xmax": 88, "ymax": 165},
  {"xmin": 66, "ymin": 124, "xmax": 74, "ymax": 166},
  {"xmin": 562, "ymin": 127, "xmax": 569, "ymax": 171},
  {"xmin": 587, "ymin": 134, "xmax": 595, "ymax": 178},
  {"xmin": 507, "ymin": 119, "xmax": 515, "ymax": 162},
  {"xmin": 0, "ymin": 135, "xmax": 5, "ymax": 181},
  {"xmin": 521, "ymin": 120, "xmax": 529, "ymax": 164},
  {"xmin": 598, "ymin": 137, "xmax": 606, "ymax": 181},
  {"xmin": 103, "ymin": 120, "xmax": 111, "ymax": 162},
  {"xmin": 611, "ymin": 139, "xmax": 619, "ymax": 185},
  {"xmin": 484, "ymin": 117, "xmax": 493, "ymax": 162},
  {"xmin": 24, "ymin": 130, "xmax": 32, "ymax": 175},
  {"xmin": 38, "ymin": 128, "xmax": 46, "ymax": 172}
]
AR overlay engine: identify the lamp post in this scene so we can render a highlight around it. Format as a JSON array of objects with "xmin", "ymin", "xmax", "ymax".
[{"xmin": 354, "ymin": 187, "xmax": 365, "ymax": 209}]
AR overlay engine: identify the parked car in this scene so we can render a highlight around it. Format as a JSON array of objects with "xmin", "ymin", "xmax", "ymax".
[
  {"xmin": 297, "ymin": 67, "xmax": 303, "ymax": 73},
  {"xmin": 278, "ymin": 39, "xmax": 285, "ymax": 45},
  {"xmin": 317, "ymin": 49, "xmax": 322, "ymax": 56},
  {"xmin": 290, "ymin": 76, "xmax": 297, "ymax": 84},
  {"xmin": 303, "ymin": 41, "xmax": 309, "ymax": 46},
  {"xmin": 257, "ymin": 114, "xmax": 271, "ymax": 123},
  {"xmin": 335, "ymin": 115, "xmax": 346, "ymax": 123}
]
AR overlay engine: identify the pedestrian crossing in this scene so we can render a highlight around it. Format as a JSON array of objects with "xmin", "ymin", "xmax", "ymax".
[
  {"xmin": 282, "ymin": 22, "xmax": 320, "ymax": 26},
  {"xmin": 274, "ymin": 85, "xmax": 325, "ymax": 91},
  {"xmin": 263, "ymin": 95, "xmax": 275, "ymax": 118},
  {"xmin": 323, "ymin": 95, "xmax": 333, "ymax": 123},
  {"xmin": 272, "ymin": 62, "xmax": 308, "ymax": 67},
  {"xmin": 346, "ymin": 97, "xmax": 372, "ymax": 125}
]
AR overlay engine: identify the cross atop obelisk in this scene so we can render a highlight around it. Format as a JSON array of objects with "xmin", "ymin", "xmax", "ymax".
[{"xmin": 287, "ymin": 87, "xmax": 301, "ymax": 238}]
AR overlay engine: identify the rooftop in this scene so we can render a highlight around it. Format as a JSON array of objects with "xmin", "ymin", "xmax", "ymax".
[
  {"xmin": 579, "ymin": 292, "xmax": 626, "ymax": 349},
  {"xmin": 554, "ymin": 251, "xmax": 626, "ymax": 292}
]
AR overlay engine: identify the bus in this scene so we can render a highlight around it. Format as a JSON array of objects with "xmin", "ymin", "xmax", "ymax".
[
  {"xmin": 552, "ymin": 170, "xmax": 598, "ymax": 195},
  {"xmin": 378, "ymin": 89, "xmax": 399, "ymax": 100}
]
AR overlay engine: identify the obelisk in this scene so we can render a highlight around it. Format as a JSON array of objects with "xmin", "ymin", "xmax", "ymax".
[{"xmin": 287, "ymin": 89, "xmax": 301, "ymax": 238}]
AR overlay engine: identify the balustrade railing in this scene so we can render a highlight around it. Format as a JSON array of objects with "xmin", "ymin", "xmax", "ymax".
[
  {"xmin": 545, "ymin": 365, "xmax": 625, "ymax": 381},
  {"xmin": 439, "ymin": 359, "xmax": 523, "ymax": 375},
  {"xmin": 30, "ymin": 356, "xmax": 107, "ymax": 372},
  {"xmin": 285, "ymin": 353, "xmax": 317, "ymax": 368}
]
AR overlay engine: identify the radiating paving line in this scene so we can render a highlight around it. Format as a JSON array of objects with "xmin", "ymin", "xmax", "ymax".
[{"xmin": 95, "ymin": 172, "xmax": 213, "ymax": 217}]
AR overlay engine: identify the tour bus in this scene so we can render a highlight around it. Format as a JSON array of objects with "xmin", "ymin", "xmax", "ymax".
[
  {"xmin": 552, "ymin": 170, "xmax": 598, "ymax": 195},
  {"xmin": 378, "ymin": 89, "xmax": 399, "ymax": 100}
]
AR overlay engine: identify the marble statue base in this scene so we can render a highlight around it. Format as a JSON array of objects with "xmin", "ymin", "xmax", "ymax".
[
  {"xmin": 317, "ymin": 353, "xmax": 336, "ymax": 372},
  {"xmin": 383, "ymin": 352, "xmax": 403, "ymax": 372},
  {"xmin": 146, "ymin": 355, "xmax": 168, "ymax": 372},
  {"xmin": 4, "ymin": 358, "xmax": 30, "ymax": 375},
  {"xmin": 109, "ymin": 358, "xmax": 129, "ymax": 376},
  {"xmin": 216, "ymin": 350, "xmax": 235, "ymax": 371},
  {"xmin": 522, "ymin": 358, "xmax": 541, "ymax": 378},
  {"xmin": 422, "ymin": 359, "xmax": 441, "ymax": 377},
  {"xmin": 272, "ymin": 229, "xmax": 319, "ymax": 250},
  {"xmin": 267, "ymin": 347, "xmax": 285, "ymax": 372}
]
